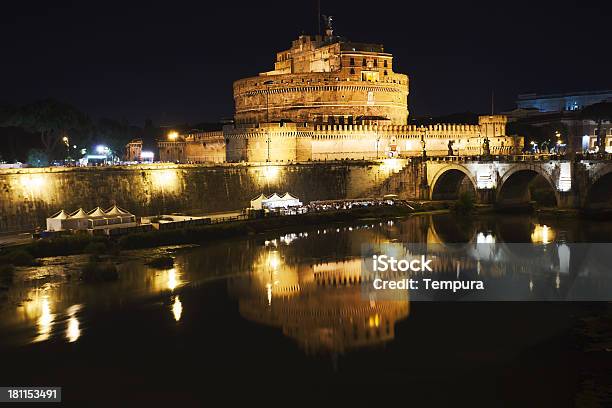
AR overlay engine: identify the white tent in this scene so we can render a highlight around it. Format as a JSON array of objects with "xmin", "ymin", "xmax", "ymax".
[
  {"xmin": 250, "ymin": 193, "xmax": 268, "ymax": 210},
  {"xmin": 105, "ymin": 205, "xmax": 130, "ymax": 216},
  {"xmin": 262, "ymin": 192, "xmax": 301, "ymax": 210},
  {"xmin": 88, "ymin": 207, "xmax": 106, "ymax": 218},
  {"xmin": 66, "ymin": 208, "xmax": 90, "ymax": 230},
  {"xmin": 69, "ymin": 208, "xmax": 88, "ymax": 218},
  {"xmin": 280, "ymin": 192, "xmax": 302, "ymax": 208},
  {"xmin": 46, "ymin": 210, "xmax": 70, "ymax": 231}
]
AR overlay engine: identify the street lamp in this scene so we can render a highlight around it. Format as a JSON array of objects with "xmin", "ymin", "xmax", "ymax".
[
  {"xmin": 168, "ymin": 131, "xmax": 179, "ymax": 141},
  {"xmin": 62, "ymin": 136, "xmax": 70, "ymax": 160}
]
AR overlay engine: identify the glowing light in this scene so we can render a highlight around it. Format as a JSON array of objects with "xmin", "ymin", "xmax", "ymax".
[
  {"xmin": 95, "ymin": 145, "xmax": 108, "ymax": 154},
  {"xmin": 381, "ymin": 158, "xmax": 403, "ymax": 173},
  {"xmin": 167, "ymin": 268, "xmax": 180, "ymax": 291},
  {"xmin": 262, "ymin": 165, "xmax": 280, "ymax": 181},
  {"xmin": 267, "ymin": 252, "xmax": 280, "ymax": 270},
  {"xmin": 172, "ymin": 296, "xmax": 183, "ymax": 322},
  {"xmin": 151, "ymin": 169, "xmax": 179, "ymax": 191},
  {"xmin": 266, "ymin": 283, "xmax": 272, "ymax": 306},
  {"xmin": 368, "ymin": 314, "xmax": 380, "ymax": 328},
  {"xmin": 35, "ymin": 298, "xmax": 54, "ymax": 343},
  {"xmin": 20, "ymin": 175, "xmax": 46, "ymax": 193},
  {"xmin": 65, "ymin": 305, "xmax": 82, "ymax": 343},
  {"xmin": 140, "ymin": 151, "xmax": 154, "ymax": 160},
  {"xmin": 167, "ymin": 131, "xmax": 179, "ymax": 141},
  {"xmin": 531, "ymin": 224, "xmax": 554, "ymax": 244},
  {"xmin": 476, "ymin": 232, "xmax": 495, "ymax": 244}
]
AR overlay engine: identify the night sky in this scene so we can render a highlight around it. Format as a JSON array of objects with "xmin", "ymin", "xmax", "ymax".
[{"xmin": 2, "ymin": 0, "xmax": 611, "ymax": 126}]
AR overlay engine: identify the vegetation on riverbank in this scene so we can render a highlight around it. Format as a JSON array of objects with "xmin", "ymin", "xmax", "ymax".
[
  {"xmin": 146, "ymin": 256, "xmax": 174, "ymax": 269},
  {"xmin": 81, "ymin": 259, "xmax": 119, "ymax": 282},
  {"xmin": 0, "ymin": 205, "xmax": 415, "ymax": 264}
]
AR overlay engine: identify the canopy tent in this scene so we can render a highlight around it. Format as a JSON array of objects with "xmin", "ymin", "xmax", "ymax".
[
  {"xmin": 261, "ymin": 192, "xmax": 302, "ymax": 210},
  {"xmin": 46, "ymin": 209, "xmax": 70, "ymax": 231},
  {"xmin": 87, "ymin": 207, "xmax": 107, "ymax": 218},
  {"xmin": 69, "ymin": 208, "xmax": 88, "ymax": 218},
  {"xmin": 105, "ymin": 205, "xmax": 130, "ymax": 216},
  {"xmin": 250, "ymin": 193, "xmax": 268, "ymax": 210},
  {"xmin": 49, "ymin": 210, "xmax": 69, "ymax": 219}
]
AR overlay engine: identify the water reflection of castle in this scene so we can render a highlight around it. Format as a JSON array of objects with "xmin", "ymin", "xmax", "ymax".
[{"xmin": 228, "ymin": 256, "xmax": 409, "ymax": 354}]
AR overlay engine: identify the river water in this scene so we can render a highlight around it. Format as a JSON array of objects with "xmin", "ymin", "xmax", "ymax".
[{"xmin": 0, "ymin": 213, "xmax": 610, "ymax": 406}]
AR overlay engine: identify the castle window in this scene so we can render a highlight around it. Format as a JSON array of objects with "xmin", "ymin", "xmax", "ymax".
[
  {"xmin": 362, "ymin": 58, "xmax": 367, "ymax": 67},
  {"xmin": 350, "ymin": 68, "xmax": 355, "ymax": 74},
  {"xmin": 384, "ymin": 60, "xmax": 388, "ymax": 68},
  {"xmin": 350, "ymin": 57, "xmax": 355, "ymax": 66},
  {"xmin": 384, "ymin": 70, "xmax": 388, "ymax": 76},
  {"xmin": 226, "ymin": 138, "xmax": 230, "ymax": 145},
  {"xmin": 373, "ymin": 59, "xmax": 378, "ymax": 67}
]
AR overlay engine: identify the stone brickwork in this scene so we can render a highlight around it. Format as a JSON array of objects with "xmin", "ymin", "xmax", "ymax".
[
  {"xmin": 233, "ymin": 34, "xmax": 409, "ymax": 125},
  {"xmin": 0, "ymin": 161, "xmax": 403, "ymax": 232}
]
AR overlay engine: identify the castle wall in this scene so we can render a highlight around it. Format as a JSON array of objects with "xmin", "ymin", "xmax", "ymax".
[
  {"xmin": 0, "ymin": 162, "xmax": 400, "ymax": 232},
  {"xmin": 234, "ymin": 76, "xmax": 408, "ymax": 125},
  {"xmin": 184, "ymin": 131, "xmax": 226, "ymax": 163}
]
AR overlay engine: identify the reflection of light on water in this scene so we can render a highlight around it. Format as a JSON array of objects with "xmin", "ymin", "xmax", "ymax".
[
  {"xmin": 167, "ymin": 268, "xmax": 183, "ymax": 291},
  {"xmin": 266, "ymin": 283, "xmax": 272, "ymax": 306},
  {"xmin": 65, "ymin": 305, "xmax": 82, "ymax": 343},
  {"xmin": 555, "ymin": 274, "xmax": 560, "ymax": 289},
  {"xmin": 172, "ymin": 296, "xmax": 183, "ymax": 322},
  {"xmin": 35, "ymin": 297, "xmax": 54, "ymax": 342},
  {"xmin": 476, "ymin": 232, "xmax": 495, "ymax": 244},
  {"xmin": 368, "ymin": 314, "xmax": 380, "ymax": 328},
  {"xmin": 529, "ymin": 279, "xmax": 534, "ymax": 292},
  {"xmin": 531, "ymin": 224, "xmax": 555, "ymax": 244}
]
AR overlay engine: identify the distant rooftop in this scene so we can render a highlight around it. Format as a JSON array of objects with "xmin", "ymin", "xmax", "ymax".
[
  {"xmin": 518, "ymin": 90, "xmax": 612, "ymax": 100},
  {"xmin": 516, "ymin": 90, "xmax": 612, "ymax": 113}
]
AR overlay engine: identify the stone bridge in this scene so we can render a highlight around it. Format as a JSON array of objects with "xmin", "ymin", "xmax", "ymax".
[{"xmin": 375, "ymin": 154, "xmax": 612, "ymax": 209}]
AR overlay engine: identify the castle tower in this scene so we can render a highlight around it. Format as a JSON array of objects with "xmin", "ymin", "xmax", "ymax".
[
  {"xmin": 478, "ymin": 115, "xmax": 508, "ymax": 138},
  {"xmin": 232, "ymin": 29, "xmax": 409, "ymax": 126}
]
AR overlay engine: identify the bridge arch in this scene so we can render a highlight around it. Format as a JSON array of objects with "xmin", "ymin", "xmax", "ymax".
[
  {"xmin": 429, "ymin": 164, "xmax": 477, "ymax": 201},
  {"xmin": 496, "ymin": 165, "xmax": 559, "ymax": 207},
  {"xmin": 585, "ymin": 168, "xmax": 612, "ymax": 209}
]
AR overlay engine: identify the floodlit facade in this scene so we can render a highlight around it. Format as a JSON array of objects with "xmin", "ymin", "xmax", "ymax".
[{"xmin": 159, "ymin": 23, "xmax": 523, "ymax": 163}]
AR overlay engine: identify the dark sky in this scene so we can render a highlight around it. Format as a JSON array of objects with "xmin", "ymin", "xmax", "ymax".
[{"xmin": 1, "ymin": 0, "xmax": 611, "ymax": 126}]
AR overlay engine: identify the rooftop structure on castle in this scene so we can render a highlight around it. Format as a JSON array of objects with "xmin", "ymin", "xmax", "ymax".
[{"xmin": 233, "ymin": 20, "xmax": 409, "ymax": 126}]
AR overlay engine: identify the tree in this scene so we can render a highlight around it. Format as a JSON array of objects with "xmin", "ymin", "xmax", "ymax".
[
  {"xmin": 26, "ymin": 149, "xmax": 49, "ymax": 167},
  {"xmin": 7, "ymin": 99, "xmax": 91, "ymax": 159},
  {"xmin": 581, "ymin": 102, "xmax": 612, "ymax": 150}
]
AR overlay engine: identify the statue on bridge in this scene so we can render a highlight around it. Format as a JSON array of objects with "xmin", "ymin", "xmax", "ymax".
[
  {"xmin": 482, "ymin": 136, "xmax": 491, "ymax": 158},
  {"xmin": 447, "ymin": 140, "xmax": 455, "ymax": 156},
  {"xmin": 421, "ymin": 134, "xmax": 427, "ymax": 160}
]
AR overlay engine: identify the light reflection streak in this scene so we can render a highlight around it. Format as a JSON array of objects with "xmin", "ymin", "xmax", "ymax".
[
  {"xmin": 65, "ymin": 304, "xmax": 82, "ymax": 343},
  {"xmin": 35, "ymin": 297, "xmax": 54, "ymax": 343},
  {"xmin": 172, "ymin": 296, "xmax": 183, "ymax": 322}
]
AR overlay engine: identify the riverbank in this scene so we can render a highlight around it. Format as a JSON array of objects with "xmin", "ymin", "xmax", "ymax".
[{"xmin": 0, "ymin": 205, "xmax": 422, "ymax": 265}]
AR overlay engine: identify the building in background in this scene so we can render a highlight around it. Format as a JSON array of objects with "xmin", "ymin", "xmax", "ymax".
[
  {"xmin": 507, "ymin": 90, "xmax": 612, "ymax": 153},
  {"xmin": 125, "ymin": 139, "xmax": 143, "ymax": 162},
  {"xmin": 159, "ymin": 21, "xmax": 522, "ymax": 163}
]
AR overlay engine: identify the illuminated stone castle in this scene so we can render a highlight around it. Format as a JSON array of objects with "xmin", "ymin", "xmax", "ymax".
[{"xmin": 159, "ymin": 23, "xmax": 522, "ymax": 163}]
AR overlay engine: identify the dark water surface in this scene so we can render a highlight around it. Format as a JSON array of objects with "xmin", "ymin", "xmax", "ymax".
[{"xmin": 0, "ymin": 214, "xmax": 610, "ymax": 406}]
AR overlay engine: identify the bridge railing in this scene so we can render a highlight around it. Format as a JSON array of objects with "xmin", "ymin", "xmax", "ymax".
[{"xmin": 420, "ymin": 153, "xmax": 612, "ymax": 163}]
